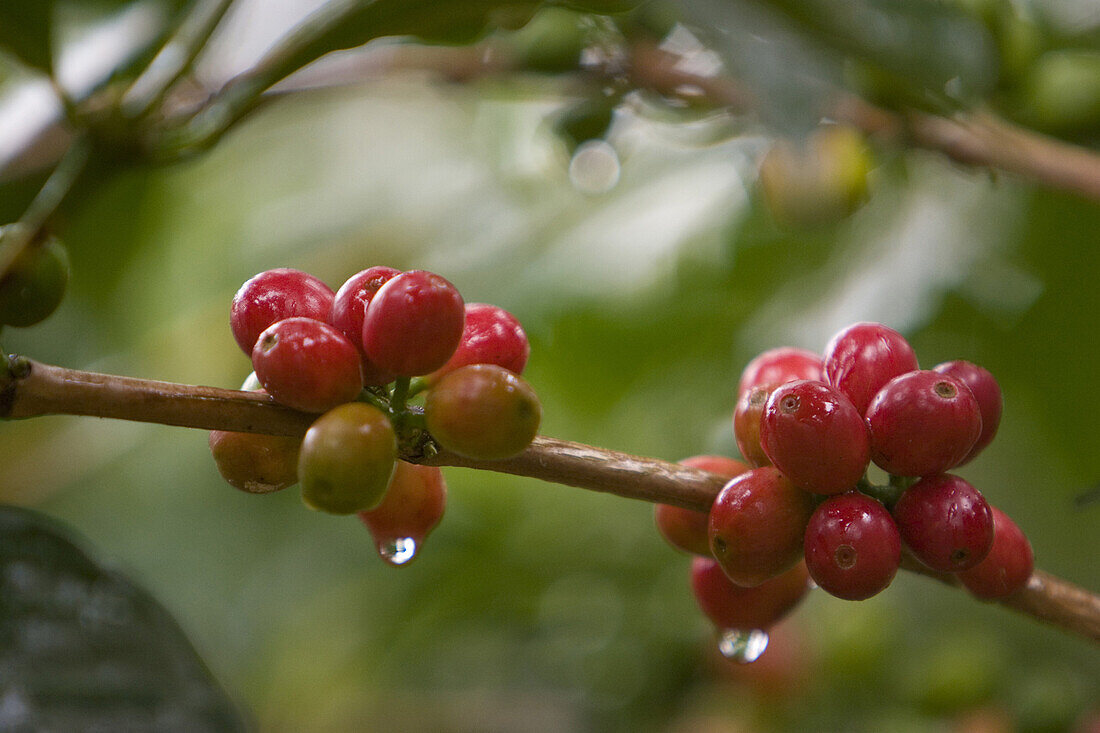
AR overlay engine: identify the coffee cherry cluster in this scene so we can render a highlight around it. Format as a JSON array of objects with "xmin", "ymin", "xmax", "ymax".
[
  {"xmin": 209, "ymin": 266, "xmax": 539, "ymax": 565},
  {"xmin": 656, "ymin": 322, "xmax": 1033, "ymax": 662}
]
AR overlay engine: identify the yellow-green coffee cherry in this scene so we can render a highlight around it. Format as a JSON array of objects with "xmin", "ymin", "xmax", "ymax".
[{"xmin": 299, "ymin": 402, "xmax": 397, "ymax": 515}]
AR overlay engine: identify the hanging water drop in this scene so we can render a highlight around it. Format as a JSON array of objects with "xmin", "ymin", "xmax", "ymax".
[
  {"xmin": 718, "ymin": 628, "xmax": 769, "ymax": 664},
  {"xmin": 378, "ymin": 537, "xmax": 417, "ymax": 566}
]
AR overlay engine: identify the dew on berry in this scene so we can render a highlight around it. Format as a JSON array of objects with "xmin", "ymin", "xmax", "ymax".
[
  {"xmin": 718, "ymin": 628, "xmax": 770, "ymax": 664},
  {"xmin": 377, "ymin": 537, "xmax": 418, "ymax": 566}
]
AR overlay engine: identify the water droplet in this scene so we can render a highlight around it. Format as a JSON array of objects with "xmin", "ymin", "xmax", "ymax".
[
  {"xmin": 569, "ymin": 140, "xmax": 620, "ymax": 195},
  {"xmin": 718, "ymin": 628, "xmax": 769, "ymax": 664},
  {"xmin": 378, "ymin": 537, "xmax": 417, "ymax": 566}
]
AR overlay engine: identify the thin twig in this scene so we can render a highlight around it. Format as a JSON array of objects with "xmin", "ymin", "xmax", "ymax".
[{"xmin": 3, "ymin": 357, "xmax": 1099, "ymax": 643}]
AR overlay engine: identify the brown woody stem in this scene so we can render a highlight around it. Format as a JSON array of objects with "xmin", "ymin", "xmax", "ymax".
[{"xmin": 3, "ymin": 357, "xmax": 1099, "ymax": 642}]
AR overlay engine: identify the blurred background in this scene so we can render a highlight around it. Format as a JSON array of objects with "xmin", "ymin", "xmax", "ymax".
[{"xmin": 1, "ymin": 0, "xmax": 1099, "ymax": 730}]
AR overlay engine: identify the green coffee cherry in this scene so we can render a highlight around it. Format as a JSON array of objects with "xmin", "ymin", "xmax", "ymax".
[
  {"xmin": 425, "ymin": 364, "xmax": 541, "ymax": 460},
  {"xmin": 298, "ymin": 402, "xmax": 397, "ymax": 515},
  {"xmin": 0, "ymin": 226, "xmax": 70, "ymax": 328},
  {"xmin": 1016, "ymin": 50, "xmax": 1100, "ymax": 134}
]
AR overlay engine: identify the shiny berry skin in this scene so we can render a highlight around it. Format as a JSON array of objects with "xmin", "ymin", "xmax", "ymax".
[
  {"xmin": 932, "ymin": 360, "xmax": 1003, "ymax": 464},
  {"xmin": 251, "ymin": 317, "xmax": 363, "ymax": 412},
  {"xmin": 733, "ymin": 384, "xmax": 774, "ymax": 467},
  {"xmin": 866, "ymin": 370, "xmax": 982, "ymax": 477},
  {"xmin": 208, "ymin": 429, "xmax": 300, "ymax": 494},
  {"xmin": 709, "ymin": 467, "xmax": 816, "ymax": 587},
  {"xmin": 892, "ymin": 474, "xmax": 994, "ymax": 572},
  {"xmin": 957, "ymin": 506, "xmax": 1033, "ymax": 599},
  {"xmin": 298, "ymin": 403, "xmax": 396, "ymax": 515},
  {"xmin": 230, "ymin": 268, "xmax": 335, "ymax": 355},
  {"xmin": 691, "ymin": 556, "xmax": 810, "ymax": 631},
  {"xmin": 362, "ymin": 270, "xmax": 465, "ymax": 377},
  {"xmin": 0, "ymin": 228, "xmax": 69, "ymax": 328},
  {"xmin": 427, "ymin": 303, "xmax": 530, "ymax": 384},
  {"xmin": 358, "ymin": 461, "xmax": 446, "ymax": 565},
  {"xmin": 424, "ymin": 364, "xmax": 541, "ymax": 460},
  {"xmin": 738, "ymin": 347, "xmax": 823, "ymax": 399},
  {"xmin": 760, "ymin": 380, "xmax": 870, "ymax": 495},
  {"xmin": 331, "ymin": 266, "xmax": 401, "ymax": 385},
  {"xmin": 823, "ymin": 322, "xmax": 919, "ymax": 415},
  {"xmin": 655, "ymin": 455, "xmax": 749, "ymax": 556},
  {"xmin": 804, "ymin": 492, "xmax": 900, "ymax": 600}
]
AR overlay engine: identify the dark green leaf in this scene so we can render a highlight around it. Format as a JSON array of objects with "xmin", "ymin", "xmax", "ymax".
[
  {"xmin": 0, "ymin": 2, "xmax": 55, "ymax": 72},
  {"xmin": 0, "ymin": 504, "xmax": 249, "ymax": 732}
]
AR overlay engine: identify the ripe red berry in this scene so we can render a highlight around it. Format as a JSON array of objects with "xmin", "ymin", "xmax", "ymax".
[
  {"xmin": 932, "ymin": 360, "xmax": 1003, "ymax": 464},
  {"xmin": 738, "ymin": 347, "xmax": 823, "ymax": 398},
  {"xmin": 424, "ymin": 364, "xmax": 541, "ymax": 460},
  {"xmin": 655, "ymin": 455, "xmax": 749, "ymax": 556},
  {"xmin": 709, "ymin": 467, "xmax": 816, "ymax": 587},
  {"xmin": 331, "ymin": 266, "xmax": 401, "ymax": 386},
  {"xmin": 892, "ymin": 474, "xmax": 994, "ymax": 572},
  {"xmin": 866, "ymin": 370, "xmax": 982, "ymax": 477},
  {"xmin": 427, "ymin": 303, "xmax": 530, "ymax": 384},
  {"xmin": 230, "ymin": 269, "xmax": 335, "ymax": 355},
  {"xmin": 957, "ymin": 505, "xmax": 1033, "ymax": 599},
  {"xmin": 804, "ymin": 492, "xmax": 900, "ymax": 600},
  {"xmin": 691, "ymin": 556, "xmax": 810, "ymax": 631},
  {"xmin": 359, "ymin": 461, "xmax": 446, "ymax": 566},
  {"xmin": 298, "ymin": 402, "xmax": 396, "ymax": 515},
  {"xmin": 0, "ymin": 228, "xmax": 69, "ymax": 328},
  {"xmin": 760, "ymin": 380, "xmax": 869, "ymax": 494},
  {"xmin": 733, "ymin": 384, "xmax": 774, "ymax": 467},
  {"xmin": 208, "ymin": 429, "xmax": 300, "ymax": 494},
  {"xmin": 823, "ymin": 322, "xmax": 919, "ymax": 415},
  {"xmin": 362, "ymin": 270, "xmax": 465, "ymax": 377},
  {"xmin": 251, "ymin": 317, "xmax": 363, "ymax": 413}
]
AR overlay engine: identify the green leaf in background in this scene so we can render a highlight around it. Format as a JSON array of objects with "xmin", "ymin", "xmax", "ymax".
[
  {"xmin": 0, "ymin": 2, "xmax": 55, "ymax": 72},
  {"xmin": 0, "ymin": 504, "xmax": 249, "ymax": 732}
]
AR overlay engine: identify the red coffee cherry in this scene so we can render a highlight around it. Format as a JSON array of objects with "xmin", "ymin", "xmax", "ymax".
[
  {"xmin": 654, "ymin": 455, "xmax": 749, "ymax": 557},
  {"xmin": 331, "ymin": 266, "xmax": 401, "ymax": 386},
  {"xmin": 0, "ymin": 227, "xmax": 69, "ymax": 328},
  {"xmin": 760, "ymin": 380, "xmax": 869, "ymax": 494},
  {"xmin": 298, "ymin": 402, "xmax": 396, "ymax": 515},
  {"xmin": 866, "ymin": 370, "xmax": 982, "ymax": 477},
  {"xmin": 892, "ymin": 474, "xmax": 994, "ymax": 572},
  {"xmin": 823, "ymin": 322, "xmax": 919, "ymax": 415},
  {"xmin": 251, "ymin": 317, "xmax": 363, "ymax": 413},
  {"xmin": 733, "ymin": 384, "xmax": 775, "ymax": 468},
  {"xmin": 359, "ymin": 461, "xmax": 447, "ymax": 566},
  {"xmin": 691, "ymin": 556, "xmax": 810, "ymax": 631},
  {"xmin": 230, "ymin": 269, "xmax": 335, "ymax": 355},
  {"xmin": 427, "ymin": 303, "xmax": 530, "ymax": 384},
  {"xmin": 362, "ymin": 270, "xmax": 465, "ymax": 377},
  {"xmin": 424, "ymin": 364, "xmax": 541, "ymax": 460},
  {"xmin": 208, "ymin": 429, "xmax": 300, "ymax": 494},
  {"xmin": 957, "ymin": 505, "xmax": 1033, "ymax": 599},
  {"xmin": 804, "ymin": 492, "xmax": 900, "ymax": 600},
  {"xmin": 932, "ymin": 360, "xmax": 1003, "ymax": 464},
  {"xmin": 709, "ymin": 467, "xmax": 816, "ymax": 587},
  {"xmin": 738, "ymin": 347, "xmax": 823, "ymax": 399}
]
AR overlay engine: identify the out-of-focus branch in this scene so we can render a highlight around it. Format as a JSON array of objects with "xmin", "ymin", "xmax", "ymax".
[{"xmin": 4, "ymin": 357, "xmax": 1100, "ymax": 643}]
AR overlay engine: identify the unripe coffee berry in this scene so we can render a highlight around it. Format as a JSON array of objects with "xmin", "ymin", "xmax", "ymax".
[
  {"xmin": 760, "ymin": 380, "xmax": 869, "ymax": 495},
  {"xmin": 823, "ymin": 322, "xmax": 918, "ymax": 415},
  {"xmin": 427, "ymin": 303, "xmax": 530, "ymax": 384},
  {"xmin": 331, "ymin": 266, "xmax": 401, "ymax": 385},
  {"xmin": 425, "ymin": 364, "xmax": 541, "ymax": 460},
  {"xmin": 298, "ymin": 402, "xmax": 396, "ymax": 515},
  {"xmin": 655, "ymin": 455, "xmax": 749, "ymax": 557},
  {"xmin": 738, "ymin": 347, "xmax": 823, "ymax": 399},
  {"xmin": 956, "ymin": 505, "xmax": 1033, "ymax": 599},
  {"xmin": 251, "ymin": 317, "xmax": 363, "ymax": 413},
  {"xmin": 804, "ymin": 492, "xmax": 900, "ymax": 600},
  {"xmin": 866, "ymin": 370, "xmax": 981, "ymax": 477},
  {"xmin": 359, "ymin": 461, "xmax": 447, "ymax": 566},
  {"xmin": 230, "ymin": 268, "xmax": 335, "ymax": 355},
  {"xmin": 932, "ymin": 360, "xmax": 1003, "ymax": 464},
  {"xmin": 892, "ymin": 474, "xmax": 994, "ymax": 572},
  {"xmin": 362, "ymin": 270, "xmax": 465, "ymax": 377},
  {"xmin": 709, "ymin": 467, "xmax": 815, "ymax": 587},
  {"xmin": 733, "ymin": 384, "xmax": 774, "ymax": 468},
  {"xmin": 0, "ymin": 227, "xmax": 70, "ymax": 328},
  {"xmin": 209, "ymin": 429, "xmax": 300, "ymax": 494},
  {"xmin": 691, "ymin": 557, "xmax": 810, "ymax": 631}
]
